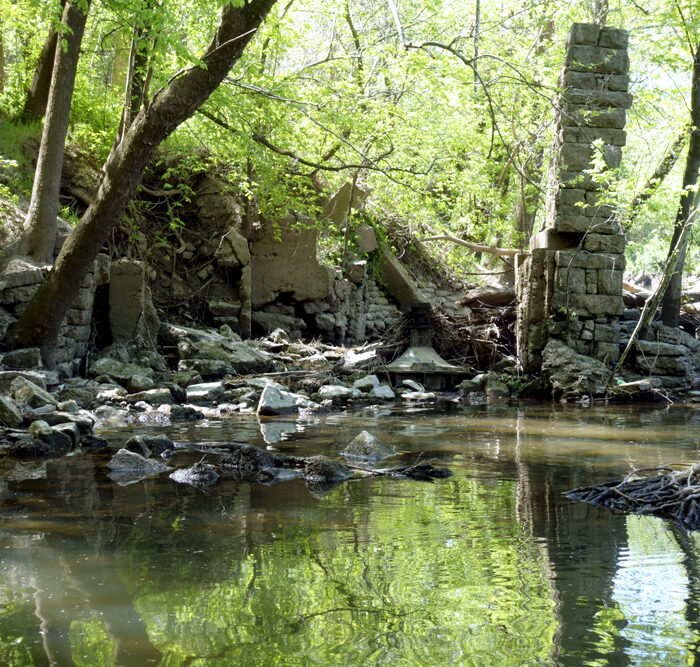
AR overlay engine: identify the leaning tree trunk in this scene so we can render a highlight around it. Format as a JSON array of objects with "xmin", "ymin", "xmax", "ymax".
[
  {"xmin": 22, "ymin": 0, "xmax": 90, "ymax": 263},
  {"xmin": 661, "ymin": 44, "xmax": 700, "ymax": 328},
  {"xmin": 22, "ymin": 1, "xmax": 67, "ymax": 120},
  {"xmin": 5, "ymin": 0, "xmax": 277, "ymax": 367}
]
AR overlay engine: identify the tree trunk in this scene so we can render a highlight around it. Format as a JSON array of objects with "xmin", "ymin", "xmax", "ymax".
[
  {"xmin": 5, "ymin": 0, "xmax": 277, "ymax": 366},
  {"xmin": 661, "ymin": 45, "xmax": 700, "ymax": 328},
  {"xmin": 22, "ymin": 0, "xmax": 90, "ymax": 264},
  {"xmin": 22, "ymin": 1, "xmax": 66, "ymax": 120}
]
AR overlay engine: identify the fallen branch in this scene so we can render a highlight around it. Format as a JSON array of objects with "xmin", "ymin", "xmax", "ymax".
[
  {"xmin": 566, "ymin": 463, "xmax": 700, "ymax": 530},
  {"xmin": 347, "ymin": 455, "xmax": 452, "ymax": 480},
  {"xmin": 418, "ymin": 234, "xmax": 525, "ymax": 258}
]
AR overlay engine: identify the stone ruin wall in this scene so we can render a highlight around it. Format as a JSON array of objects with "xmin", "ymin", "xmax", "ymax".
[{"xmin": 517, "ymin": 23, "xmax": 631, "ymax": 372}]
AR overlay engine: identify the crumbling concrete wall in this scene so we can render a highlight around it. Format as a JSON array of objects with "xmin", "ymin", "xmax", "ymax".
[{"xmin": 517, "ymin": 23, "xmax": 631, "ymax": 372}]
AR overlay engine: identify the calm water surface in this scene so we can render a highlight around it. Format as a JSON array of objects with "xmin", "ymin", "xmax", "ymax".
[{"xmin": 1, "ymin": 401, "xmax": 700, "ymax": 665}]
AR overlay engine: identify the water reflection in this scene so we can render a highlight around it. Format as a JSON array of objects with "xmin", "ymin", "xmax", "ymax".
[{"xmin": 0, "ymin": 403, "xmax": 699, "ymax": 664}]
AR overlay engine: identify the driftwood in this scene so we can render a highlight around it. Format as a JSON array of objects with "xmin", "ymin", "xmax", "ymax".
[{"xmin": 566, "ymin": 464, "xmax": 700, "ymax": 530}]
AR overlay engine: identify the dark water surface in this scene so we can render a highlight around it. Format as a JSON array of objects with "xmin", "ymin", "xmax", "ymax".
[{"xmin": 1, "ymin": 401, "xmax": 700, "ymax": 665}]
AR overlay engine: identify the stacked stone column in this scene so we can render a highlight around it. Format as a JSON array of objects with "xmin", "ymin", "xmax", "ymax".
[{"xmin": 517, "ymin": 23, "xmax": 631, "ymax": 371}]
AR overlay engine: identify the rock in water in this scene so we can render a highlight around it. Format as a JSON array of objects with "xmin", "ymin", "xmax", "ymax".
[
  {"xmin": 169, "ymin": 461, "xmax": 219, "ymax": 489},
  {"xmin": 303, "ymin": 455, "xmax": 353, "ymax": 482},
  {"xmin": 341, "ymin": 431, "xmax": 396, "ymax": 462},
  {"xmin": 220, "ymin": 444, "xmax": 276, "ymax": 474},
  {"xmin": 106, "ymin": 448, "xmax": 171, "ymax": 486}
]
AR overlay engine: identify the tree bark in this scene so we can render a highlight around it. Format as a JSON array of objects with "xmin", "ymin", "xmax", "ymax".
[
  {"xmin": 22, "ymin": 0, "xmax": 90, "ymax": 264},
  {"xmin": 661, "ymin": 45, "xmax": 700, "ymax": 328},
  {"xmin": 5, "ymin": 0, "xmax": 277, "ymax": 366},
  {"xmin": 22, "ymin": 1, "xmax": 66, "ymax": 120}
]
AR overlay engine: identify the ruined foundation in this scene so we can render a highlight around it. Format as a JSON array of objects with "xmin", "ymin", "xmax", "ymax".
[{"xmin": 517, "ymin": 23, "xmax": 631, "ymax": 372}]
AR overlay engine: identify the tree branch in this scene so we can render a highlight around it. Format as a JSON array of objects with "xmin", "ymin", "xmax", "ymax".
[{"xmin": 418, "ymin": 234, "xmax": 524, "ymax": 257}]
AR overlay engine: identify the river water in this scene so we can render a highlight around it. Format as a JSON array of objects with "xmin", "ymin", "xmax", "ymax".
[{"xmin": 1, "ymin": 401, "xmax": 700, "ymax": 665}]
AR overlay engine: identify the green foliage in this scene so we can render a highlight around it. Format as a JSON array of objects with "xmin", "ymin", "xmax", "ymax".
[
  {"xmin": 0, "ymin": 119, "xmax": 41, "ymax": 200},
  {"xmin": 0, "ymin": 0, "xmax": 697, "ymax": 279}
]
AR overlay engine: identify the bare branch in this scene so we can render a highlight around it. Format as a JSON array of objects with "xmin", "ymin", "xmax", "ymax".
[{"xmin": 418, "ymin": 234, "xmax": 525, "ymax": 257}]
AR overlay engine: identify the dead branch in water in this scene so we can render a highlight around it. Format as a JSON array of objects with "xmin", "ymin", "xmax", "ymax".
[{"xmin": 566, "ymin": 463, "xmax": 700, "ymax": 530}]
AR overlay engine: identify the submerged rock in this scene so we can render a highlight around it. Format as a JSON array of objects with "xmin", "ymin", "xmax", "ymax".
[
  {"xmin": 106, "ymin": 448, "xmax": 171, "ymax": 486},
  {"xmin": 303, "ymin": 455, "xmax": 353, "ymax": 482},
  {"xmin": 341, "ymin": 431, "xmax": 396, "ymax": 462},
  {"xmin": 169, "ymin": 461, "xmax": 219, "ymax": 489}
]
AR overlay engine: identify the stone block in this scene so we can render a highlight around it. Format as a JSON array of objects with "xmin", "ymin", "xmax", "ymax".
[
  {"xmin": 595, "ymin": 342, "xmax": 620, "ymax": 362},
  {"xmin": 250, "ymin": 222, "xmax": 333, "ymax": 306},
  {"xmin": 566, "ymin": 45, "xmax": 630, "ymax": 75},
  {"xmin": 598, "ymin": 27, "xmax": 629, "ymax": 50},
  {"xmin": 561, "ymin": 71, "xmax": 629, "ymax": 93},
  {"xmin": 594, "ymin": 322, "xmax": 620, "ymax": 342},
  {"xmin": 379, "ymin": 248, "xmax": 424, "ymax": 309},
  {"xmin": 567, "ymin": 23, "xmax": 601, "ymax": 46},
  {"xmin": 347, "ymin": 260, "xmax": 367, "ymax": 284},
  {"xmin": 561, "ymin": 126, "xmax": 627, "ymax": 146},
  {"xmin": 208, "ymin": 300, "xmax": 242, "ymax": 318},
  {"xmin": 635, "ymin": 354, "xmax": 692, "ymax": 376},
  {"xmin": 0, "ymin": 257, "xmax": 43, "ymax": 289},
  {"xmin": 634, "ymin": 340, "xmax": 688, "ymax": 356},
  {"xmin": 555, "ymin": 251, "xmax": 625, "ymax": 271},
  {"xmin": 583, "ymin": 233, "xmax": 625, "ymax": 253},
  {"xmin": 71, "ymin": 288, "xmax": 94, "ymax": 311},
  {"xmin": 552, "ymin": 292, "xmax": 622, "ymax": 317},
  {"xmin": 555, "ymin": 188, "xmax": 587, "ymax": 215},
  {"xmin": 2, "ymin": 347, "xmax": 42, "ymax": 369},
  {"xmin": 597, "ymin": 269, "xmax": 623, "ymax": 295},
  {"xmin": 316, "ymin": 312, "xmax": 336, "ymax": 332},
  {"xmin": 585, "ymin": 269, "xmax": 598, "ymax": 294},
  {"xmin": 64, "ymin": 324, "xmax": 91, "ymax": 342},
  {"xmin": 561, "ymin": 104, "xmax": 627, "ymax": 129},
  {"xmin": 572, "ymin": 338, "xmax": 593, "ymax": 355},
  {"xmin": 560, "ymin": 171, "xmax": 600, "ymax": 190},
  {"xmin": 109, "ymin": 259, "xmax": 147, "ymax": 343},
  {"xmin": 55, "ymin": 344, "xmax": 77, "ymax": 365},
  {"xmin": 0, "ymin": 284, "xmax": 39, "ymax": 305},
  {"xmin": 564, "ymin": 88, "xmax": 633, "ymax": 109},
  {"xmin": 560, "ymin": 142, "xmax": 622, "ymax": 172},
  {"xmin": 554, "ymin": 266, "xmax": 586, "ymax": 293},
  {"xmin": 95, "ymin": 253, "xmax": 111, "ymax": 285},
  {"xmin": 585, "ymin": 203, "xmax": 616, "ymax": 220},
  {"xmin": 215, "ymin": 228, "xmax": 250, "ymax": 267},
  {"xmin": 553, "ymin": 214, "xmax": 620, "ymax": 235},
  {"xmin": 66, "ymin": 308, "xmax": 93, "ymax": 326},
  {"xmin": 357, "ymin": 225, "xmax": 378, "ymax": 253}
]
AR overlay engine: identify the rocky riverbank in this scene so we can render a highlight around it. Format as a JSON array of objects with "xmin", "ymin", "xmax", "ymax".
[{"xmin": 0, "ymin": 322, "xmax": 486, "ymax": 492}]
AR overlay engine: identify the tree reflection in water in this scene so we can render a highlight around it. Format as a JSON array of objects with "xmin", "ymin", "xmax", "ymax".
[{"xmin": 0, "ymin": 405, "xmax": 698, "ymax": 664}]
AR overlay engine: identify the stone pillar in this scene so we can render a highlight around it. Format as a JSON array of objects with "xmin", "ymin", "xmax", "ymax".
[
  {"xmin": 109, "ymin": 259, "xmax": 160, "ymax": 344},
  {"xmin": 517, "ymin": 23, "xmax": 631, "ymax": 371}
]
